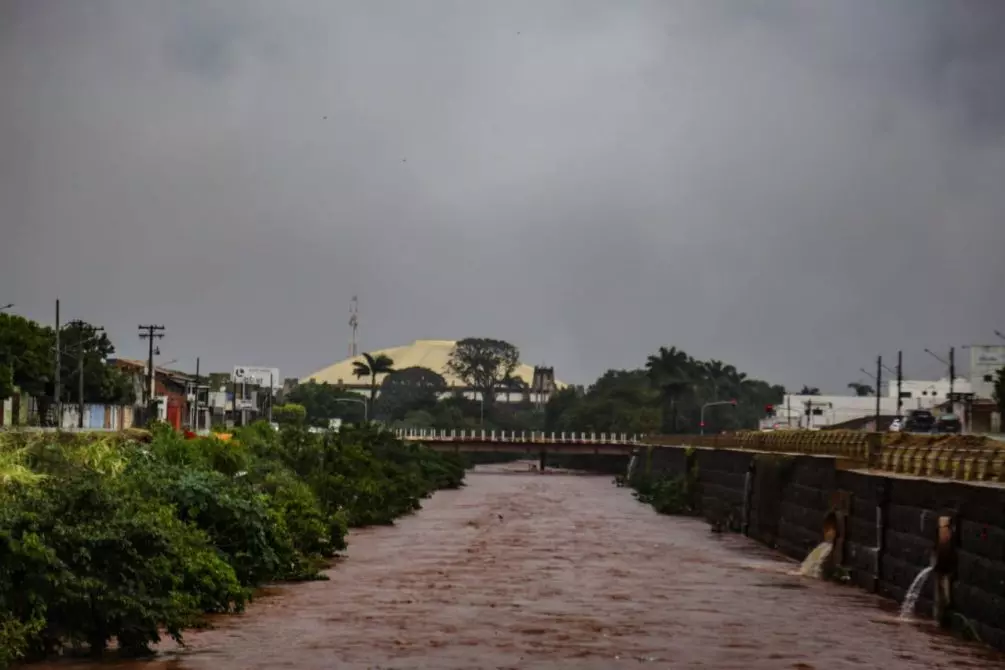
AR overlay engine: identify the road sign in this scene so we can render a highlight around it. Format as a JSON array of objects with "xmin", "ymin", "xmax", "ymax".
[{"xmin": 232, "ymin": 366, "xmax": 280, "ymax": 389}]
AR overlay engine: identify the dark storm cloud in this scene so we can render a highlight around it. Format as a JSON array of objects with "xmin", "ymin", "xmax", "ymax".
[{"xmin": 1, "ymin": 0, "xmax": 1003, "ymax": 391}]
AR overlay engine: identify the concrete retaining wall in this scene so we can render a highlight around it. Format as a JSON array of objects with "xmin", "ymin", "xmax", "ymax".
[{"xmin": 635, "ymin": 445, "xmax": 1005, "ymax": 651}]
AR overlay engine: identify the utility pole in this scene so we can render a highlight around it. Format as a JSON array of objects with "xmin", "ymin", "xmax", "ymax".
[
  {"xmin": 138, "ymin": 325, "xmax": 165, "ymax": 421},
  {"xmin": 268, "ymin": 372, "xmax": 274, "ymax": 423},
  {"xmin": 192, "ymin": 357, "xmax": 201, "ymax": 431},
  {"xmin": 896, "ymin": 350, "xmax": 903, "ymax": 418},
  {"xmin": 54, "ymin": 300, "xmax": 61, "ymax": 427},
  {"xmin": 875, "ymin": 355, "xmax": 883, "ymax": 430},
  {"xmin": 948, "ymin": 346, "xmax": 955, "ymax": 402}
]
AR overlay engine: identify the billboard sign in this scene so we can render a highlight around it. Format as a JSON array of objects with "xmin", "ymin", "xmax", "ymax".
[{"xmin": 232, "ymin": 366, "xmax": 281, "ymax": 389}]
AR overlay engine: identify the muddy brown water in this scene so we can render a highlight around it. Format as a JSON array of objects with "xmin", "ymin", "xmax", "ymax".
[{"xmin": 34, "ymin": 462, "xmax": 1004, "ymax": 670}]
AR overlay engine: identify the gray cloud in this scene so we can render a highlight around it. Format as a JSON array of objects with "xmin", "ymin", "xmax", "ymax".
[{"xmin": 2, "ymin": 0, "xmax": 1003, "ymax": 391}]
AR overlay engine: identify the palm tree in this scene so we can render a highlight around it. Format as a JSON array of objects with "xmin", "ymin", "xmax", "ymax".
[
  {"xmin": 799, "ymin": 385, "xmax": 821, "ymax": 396},
  {"xmin": 352, "ymin": 352, "xmax": 395, "ymax": 416},
  {"xmin": 645, "ymin": 346, "xmax": 694, "ymax": 433}
]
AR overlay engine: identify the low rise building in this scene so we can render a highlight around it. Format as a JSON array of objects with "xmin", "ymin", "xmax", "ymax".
[{"xmin": 762, "ymin": 377, "xmax": 973, "ymax": 431}]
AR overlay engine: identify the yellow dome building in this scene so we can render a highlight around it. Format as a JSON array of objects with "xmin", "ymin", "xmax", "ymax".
[{"xmin": 300, "ymin": 339, "xmax": 565, "ymax": 402}]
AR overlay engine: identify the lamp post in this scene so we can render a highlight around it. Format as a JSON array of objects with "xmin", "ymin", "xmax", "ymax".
[
  {"xmin": 333, "ymin": 396, "xmax": 368, "ymax": 422},
  {"xmin": 700, "ymin": 399, "xmax": 737, "ymax": 436},
  {"xmin": 995, "ymin": 330, "xmax": 1005, "ymax": 343},
  {"xmin": 0, "ymin": 303, "xmax": 12, "ymax": 311}
]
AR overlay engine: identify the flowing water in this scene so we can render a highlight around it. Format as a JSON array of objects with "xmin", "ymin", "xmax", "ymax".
[
  {"xmin": 900, "ymin": 566, "xmax": 934, "ymax": 621},
  {"xmin": 34, "ymin": 462, "xmax": 1003, "ymax": 669},
  {"xmin": 798, "ymin": 541, "xmax": 833, "ymax": 579}
]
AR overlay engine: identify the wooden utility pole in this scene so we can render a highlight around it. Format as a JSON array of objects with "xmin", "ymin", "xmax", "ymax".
[
  {"xmin": 54, "ymin": 299, "xmax": 61, "ymax": 427},
  {"xmin": 948, "ymin": 347, "xmax": 955, "ymax": 402},
  {"xmin": 138, "ymin": 325, "xmax": 165, "ymax": 421},
  {"xmin": 875, "ymin": 355, "xmax": 883, "ymax": 430},
  {"xmin": 896, "ymin": 351, "xmax": 903, "ymax": 417}
]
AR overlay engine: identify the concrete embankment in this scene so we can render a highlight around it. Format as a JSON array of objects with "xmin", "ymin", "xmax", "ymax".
[{"xmin": 632, "ymin": 440, "xmax": 1005, "ymax": 650}]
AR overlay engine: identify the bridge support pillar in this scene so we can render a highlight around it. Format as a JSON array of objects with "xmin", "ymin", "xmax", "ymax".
[{"xmin": 539, "ymin": 449, "xmax": 546, "ymax": 473}]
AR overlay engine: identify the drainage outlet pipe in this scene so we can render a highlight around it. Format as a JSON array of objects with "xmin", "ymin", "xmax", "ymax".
[
  {"xmin": 820, "ymin": 508, "xmax": 847, "ymax": 579},
  {"xmin": 931, "ymin": 513, "xmax": 957, "ymax": 629}
]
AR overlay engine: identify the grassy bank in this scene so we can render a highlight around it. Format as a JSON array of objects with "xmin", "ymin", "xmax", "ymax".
[{"xmin": 0, "ymin": 423, "xmax": 465, "ymax": 666}]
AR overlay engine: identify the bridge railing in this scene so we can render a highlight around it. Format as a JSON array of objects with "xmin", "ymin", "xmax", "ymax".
[{"xmin": 394, "ymin": 428, "xmax": 642, "ymax": 445}]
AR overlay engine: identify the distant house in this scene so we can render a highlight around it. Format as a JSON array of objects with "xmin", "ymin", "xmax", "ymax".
[{"xmin": 109, "ymin": 358, "xmax": 193, "ymax": 430}]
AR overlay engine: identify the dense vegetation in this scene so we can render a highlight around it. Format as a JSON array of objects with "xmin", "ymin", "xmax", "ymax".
[
  {"xmin": 0, "ymin": 423, "xmax": 465, "ymax": 666},
  {"xmin": 291, "ymin": 340, "xmax": 786, "ymax": 437},
  {"xmin": 0, "ymin": 313, "xmax": 134, "ymax": 411}
]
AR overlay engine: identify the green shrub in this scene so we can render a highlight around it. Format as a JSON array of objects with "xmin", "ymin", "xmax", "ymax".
[
  {"xmin": 0, "ymin": 474, "xmax": 243, "ymax": 659},
  {"xmin": 0, "ymin": 423, "xmax": 463, "ymax": 664}
]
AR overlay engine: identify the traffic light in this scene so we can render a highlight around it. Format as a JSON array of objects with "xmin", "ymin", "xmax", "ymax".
[{"xmin": 765, "ymin": 404, "xmax": 775, "ymax": 417}]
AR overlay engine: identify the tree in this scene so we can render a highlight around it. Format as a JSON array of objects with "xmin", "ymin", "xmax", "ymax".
[
  {"xmin": 0, "ymin": 313, "xmax": 55, "ymax": 400},
  {"xmin": 645, "ymin": 346, "xmax": 695, "ymax": 433},
  {"xmin": 54, "ymin": 320, "xmax": 134, "ymax": 405},
  {"xmin": 351, "ymin": 353, "xmax": 395, "ymax": 415},
  {"xmin": 376, "ymin": 367, "xmax": 446, "ymax": 421},
  {"xmin": 847, "ymin": 382, "xmax": 874, "ymax": 397},
  {"xmin": 799, "ymin": 386, "xmax": 821, "ymax": 396},
  {"xmin": 272, "ymin": 403, "xmax": 307, "ymax": 426},
  {"xmin": 549, "ymin": 370, "xmax": 661, "ymax": 435},
  {"xmin": 286, "ymin": 381, "xmax": 367, "ymax": 426},
  {"xmin": 446, "ymin": 338, "xmax": 519, "ymax": 411}
]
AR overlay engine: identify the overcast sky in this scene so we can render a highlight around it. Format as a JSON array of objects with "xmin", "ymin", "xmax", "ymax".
[{"xmin": 2, "ymin": 1, "xmax": 1004, "ymax": 391}]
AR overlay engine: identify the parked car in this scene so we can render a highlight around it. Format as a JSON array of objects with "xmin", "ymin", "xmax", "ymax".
[
  {"xmin": 934, "ymin": 414, "xmax": 962, "ymax": 434},
  {"xmin": 904, "ymin": 409, "xmax": 935, "ymax": 433}
]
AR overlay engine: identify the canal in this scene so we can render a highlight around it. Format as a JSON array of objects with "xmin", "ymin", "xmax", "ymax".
[{"xmin": 41, "ymin": 462, "xmax": 1003, "ymax": 669}]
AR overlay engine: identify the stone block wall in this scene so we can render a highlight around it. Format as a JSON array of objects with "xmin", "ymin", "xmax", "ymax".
[{"xmin": 638, "ymin": 445, "xmax": 1005, "ymax": 651}]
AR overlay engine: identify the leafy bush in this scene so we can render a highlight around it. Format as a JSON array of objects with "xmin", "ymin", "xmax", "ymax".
[
  {"xmin": 0, "ymin": 422, "xmax": 464, "ymax": 665},
  {"xmin": 633, "ymin": 450, "xmax": 700, "ymax": 515}
]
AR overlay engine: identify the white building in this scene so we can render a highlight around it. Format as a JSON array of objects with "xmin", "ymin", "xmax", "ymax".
[
  {"xmin": 763, "ymin": 377, "xmax": 971, "ymax": 430},
  {"xmin": 968, "ymin": 344, "xmax": 1005, "ymax": 400}
]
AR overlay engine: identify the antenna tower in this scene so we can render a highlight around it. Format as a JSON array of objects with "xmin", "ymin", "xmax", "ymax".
[{"xmin": 348, "ymin": 295, "xmax": 359, "ymax": 358}]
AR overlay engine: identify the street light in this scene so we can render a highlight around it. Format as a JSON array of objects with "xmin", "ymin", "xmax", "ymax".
[
  {"xmin": 995, "ymin": 330, "xmax": 1005, "ymax": 343},
  {"xmin": 924, "ymin": 348, "xmax": 950, "ymax": 367},
  {"xmin": 0, "ymin": 303, "xmax": 12, "ymax": 311},
  {"xmin": 700, "ymin": 399, "xmax": 737, "ymax": 435},
  {"xmin": 333, "ymin": 396, "xmax": 368, "ymax": 422}
]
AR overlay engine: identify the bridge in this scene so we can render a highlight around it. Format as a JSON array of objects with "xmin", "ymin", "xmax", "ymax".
[{"xmin": 394, "ymin": 428, "xmax": 642, "ymax": 468}]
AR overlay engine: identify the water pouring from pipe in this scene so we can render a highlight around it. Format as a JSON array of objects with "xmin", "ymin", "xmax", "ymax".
[
  {"xmin": 799, "ymin": 510, "xmax": 841, "ymax": 579},
  {"xmin": 799, "ymin": 542, "xmax": 834, "ymax": 579},
  {"xmin": 899, "ymin": 566, "xmax": 933, "ymax": 620}
]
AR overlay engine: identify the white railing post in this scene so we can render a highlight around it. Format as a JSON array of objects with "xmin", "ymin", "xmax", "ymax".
[{"xmin": 481, "ymin": 429, "xmax": 486, "ymax": 441}]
